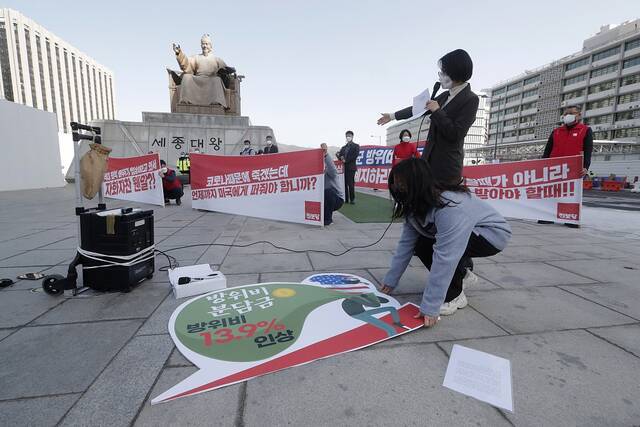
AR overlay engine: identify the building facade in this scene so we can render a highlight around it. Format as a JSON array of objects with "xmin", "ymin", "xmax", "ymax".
[
  {"xmin": 0, "ymin": 8, "xmax": 115, "ymax": 133},
  {"xmin": 385, "ymin": 92, "xmax": 489, "ymax": 164},
  {"xmin": 488, "ymin": 20, "xmax": 640, "ymax": 147}
]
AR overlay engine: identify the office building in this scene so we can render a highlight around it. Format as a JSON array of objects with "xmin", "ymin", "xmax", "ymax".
[
  {"xmin": 488, "ymin": 19, "xmax": 640, "ymax": 146},
  {"xmin": 0, "ymin": 8, "xmax": 115, "ymax": 133}
]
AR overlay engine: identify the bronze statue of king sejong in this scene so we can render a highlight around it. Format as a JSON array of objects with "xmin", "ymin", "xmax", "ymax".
[{"xmin": 167, "ymin": 34, "xmax": 241, "ymax": 115}]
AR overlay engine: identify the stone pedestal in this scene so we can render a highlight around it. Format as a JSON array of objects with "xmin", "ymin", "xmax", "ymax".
[{"xmin": 66, "ymin": 112, "xmax": 274, "ymax": 180}]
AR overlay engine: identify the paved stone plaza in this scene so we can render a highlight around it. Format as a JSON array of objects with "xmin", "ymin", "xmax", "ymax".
[{"xmin": 1, "ymin": 185, "xmax": 639, "ymax": 426}]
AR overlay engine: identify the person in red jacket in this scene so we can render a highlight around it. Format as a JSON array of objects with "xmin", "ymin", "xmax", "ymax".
[
  {"xmin": 160, "ymin": 160, "xmax": 184, "ymax": 205},
  {"xmin": 392, "ymin": 129, "xmax": 420, "ymax": 167},
  {"xmin": 539, "ymin": 105, "xmax": 593, "ymax": 227}
]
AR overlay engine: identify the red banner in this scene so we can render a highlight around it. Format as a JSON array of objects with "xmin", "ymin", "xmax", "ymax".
[
  {"xmin": 102, "ymin": 153, "xmax": 164, "ymax": 206},
  {"xmin": 463, "ymin": 155, "xmax": 583, "ymax": 224},
  {"xmin": 190, "ymin": 150, "xmax": 325, "ymax": 225}
]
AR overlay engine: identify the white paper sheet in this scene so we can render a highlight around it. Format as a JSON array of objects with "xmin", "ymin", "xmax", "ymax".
[
  {"xmin": 411, "ymin": 88, "xmax": 431, "ymax": 119},
  {"xmin": 443, "ymin": 344, "xmax": 513, "ymax": 412}
]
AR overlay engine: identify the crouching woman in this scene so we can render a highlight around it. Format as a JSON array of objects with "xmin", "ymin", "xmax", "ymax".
[{"xmin": 380, "ymin": 158, "xmax": 512, "ymax": 327}]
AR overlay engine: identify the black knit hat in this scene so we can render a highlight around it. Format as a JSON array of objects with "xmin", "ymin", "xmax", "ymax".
[{"xmin": 439, "ymin": 49, "xmax": 473, "ymax": 82}]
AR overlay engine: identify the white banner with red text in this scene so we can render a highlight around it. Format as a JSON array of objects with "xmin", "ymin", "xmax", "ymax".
[
  {"xmin": 102, "ymin": 153, "xmax": 165, "ymax": 206},
  {"xmin": 190, "ymin": 150, "xmax": 325, "ymax": 226},
  {"xmin": 463, "ymin": 155, "xmax": 583, "ymax": 224}
]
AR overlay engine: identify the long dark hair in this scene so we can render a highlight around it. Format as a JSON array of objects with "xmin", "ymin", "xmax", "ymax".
[{"xmin": 388, "ymin": 158, "xmax": 468, "ymax": 219}]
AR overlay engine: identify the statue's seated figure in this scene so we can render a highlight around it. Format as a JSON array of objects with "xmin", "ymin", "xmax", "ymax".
[{"xmin": 167, "ymin": 34, "xmax": 242, "ymax": 115}]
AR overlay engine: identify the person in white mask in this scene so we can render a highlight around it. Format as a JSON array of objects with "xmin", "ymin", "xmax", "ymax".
[
  {"xmin": 377, "ymin": 49, "xmax": 479, "ymax": 185},
  {"xmin": 539, "ymin": 105, "xmax": 593, "ymax": 228},
  {"xmin": 240, "ymin": 140, "xmax": 255, "ymax": 156},
  {"xmin": 263, "ymin": 135, "xmax": 279, "ymax": 154},
  {"xmin": 336, "ymin": 131, "xmax": 360, "ymax": 204},
  {"xmin": 159, "ymin": 160, "xmax": 184, "ymax": 205},
  {"xmin": 392, "ymin": 129, "xmax": 419, "ymax": 167}
]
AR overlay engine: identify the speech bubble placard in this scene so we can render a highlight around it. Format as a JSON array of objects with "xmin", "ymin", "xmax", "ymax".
[{"xmin": 152, "ymin": 274, "xmax": 422, "ymax": 404}]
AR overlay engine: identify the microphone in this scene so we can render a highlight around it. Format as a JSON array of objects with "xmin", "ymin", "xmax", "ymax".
[
  {"xmin": 431, "ymin": 81, "xmax": 441, "ymax": 100},
  {"xmin": 421, "ymin": 81, "xmax": 441, "ymax": 117}
]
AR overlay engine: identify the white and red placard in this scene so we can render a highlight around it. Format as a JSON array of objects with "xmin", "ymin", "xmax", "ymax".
[
  {"xmin": 152, "ymin": 273, "xmax": 422, "ymax": 404},
  {"xmin": 463, "ymin": 155, "xmax": 583, "ymax": 224},
  {"xmin": 190, "ymin": 150, "xmax": 325, "ymax": 226},
  {"xmin": 102, "ymin": 153, "xmax": 164, "ymax": 206}
]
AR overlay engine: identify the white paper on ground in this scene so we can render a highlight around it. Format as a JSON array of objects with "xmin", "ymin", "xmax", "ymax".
[
  {"xmin": 443, "ymin": 344, "xmax": 513, "ymax": 412},
  {"xmin": 411, "ymin": 88, "xmax": 430, "ymax": 119}
]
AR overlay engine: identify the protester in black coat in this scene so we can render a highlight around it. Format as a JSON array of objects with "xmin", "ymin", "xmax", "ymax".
[
  {"xmin": 337, "ymin": 130, "xmax": 360, "ymax": 204},
  {"xmin": 263, "ymin": 136, "xmax": 279, "ymax": 154},
  {"xmin": 378, "ymin": 49, "xmax": 479, "ymax": 185}
]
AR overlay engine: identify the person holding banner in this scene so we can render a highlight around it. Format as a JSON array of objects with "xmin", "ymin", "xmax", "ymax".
[
  {"xmin": 392, "ymin": 129, "xmax": 420, "ymax": 167},
  {"xmin": 539, "ymin": 105, "xmax": 593, "ymax": 228},
  {"xmin": 380, "ymin": 158, "xmax": 511, "ymax": 327},
  {"xmin": 240, "ymin": 140, "xmax": 255, "ymax": 156},
  {"xmin": 377, "ymin": 49, "xmax": 478, "ymax": 184},
  {"xmin": 160, "ymin": 160, "xmax": 184, "ymax": 205},
  {"xmin": 321, "ymin": 143, "xmax": 345, "ymax": 226}
]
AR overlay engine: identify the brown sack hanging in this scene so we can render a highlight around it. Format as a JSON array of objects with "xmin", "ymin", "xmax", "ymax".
[{"xmin": 80, "ymin": 143, "xmax": 112, "ymax": 199}]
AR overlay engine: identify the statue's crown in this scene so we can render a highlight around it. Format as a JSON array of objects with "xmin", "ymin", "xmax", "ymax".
[{"xmin": 201, "ymin": 33, "xmax": 212, "ymax": 44}]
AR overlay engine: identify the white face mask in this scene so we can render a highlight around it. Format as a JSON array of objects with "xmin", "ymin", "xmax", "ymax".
[
  {"xmin": 266, "ymin": 141, "xmax": 272, "ymax": 145},
  {"xmin": 563, "ymin": 114, "xmax": 577, "ymax": 125},
  {"xmin": 346, "ymin": 136, "xmax": 353, "ymax": 142},
  {"xmin": 160, "ymin": 167, "xmax": 168, "ymax": 174},
  {"xmin": 438, "ymin": 71, "xmax": 453, "ymax": 90},
  {"xmin": 402, "ymin": 136, "xmax": 411, "ymax": 142}
]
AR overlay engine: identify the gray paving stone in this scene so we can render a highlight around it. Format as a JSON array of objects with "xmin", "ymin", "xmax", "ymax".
[
  {"xmin": 502, "ymin": 234, "xmax": 552, "ymax": 247},
  {"xmin": 588, "ymin": 324, "xmax": 640, "ymax": 358},
  {"xmin": 244, "ymin": 344, "xmax": 509, "ymax": 426},
  {"xmin": 549, "ymin": 259, "xmax": 639, "ymax": 285},
  {"xmin": 545, "ymin": 243, "xmax": 632, "ymax": 260},
  {"xmin": 33, "ymin": 287, "xmax": 169, "ymax": 325},
  {"xmin": 167, "ymin": 347, "xmax": 193, "ymax": 367},
  {"xmin": 469, "ymin": 287, "xmax": 635, "ymax": 334},
  {"xmin": 0, "ymin": 394, "xmax": 80, "ymax": 427},
  {"xmin": 368, "ymin": 266, "xmax": 500, "ymax": 294},
  {"xmin": 490, "ymin": 245, "xmax": 573, "ymax": 263},
  {"xmin": 0, "ymin": 328, "xmax": 14, "ymax": 341},
  {"xmin": 196, "ymin": 245, "xmax": 231, "ymax": 264},
  {"xmin": 137, "ymin": 294, "xmax": 183, "ymax": 336},
  {"xmin": 221, "ymin": 252, "xmax": 312, "ymax": 274},
  {"xmin": 61, "ymin": 335, "xmax": 174, "ymax": 427},
  {"xmin": 0, "ymin": 290, "xmax": 65, "ymax": 328},
  {"xmin": 439, "ymin": 330, "xmax": 640, "ymax": 425},
  {"xmin": 0, "ymin": 320, "xmax": 141, "ymax": 399},
  {"xmin": 473, "ymin": 262, "xmax": 595, "ymax": 288},
  {"xmin": 560, "ymin": 283, "xmax": 640, "ymax": 320},
  {"xmin": 601, "ymin": 242, "xmax": 640, "ymax": 257},
  {"xmin": 308, "ymin": 249, "xmax": 393, "ymax": 270},
  {"xmin": 338, "ymin": 237, "xmax": 399, "ymax": 251},
  {"xmin": 0, "ymin": 249, "xmax": 74, "ymax": 267},
  {"xmin": 133, "ymin": 367, "xmax": 242, "ymax": 426}
]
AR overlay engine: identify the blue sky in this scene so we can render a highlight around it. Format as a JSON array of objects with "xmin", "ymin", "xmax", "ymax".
[{"xmin": 5, "ymin": 0, "xmax": 640, "ymax": 147}]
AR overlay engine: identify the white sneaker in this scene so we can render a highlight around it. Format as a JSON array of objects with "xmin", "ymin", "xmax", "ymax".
[
  {"xmin": 440, "ymin": 292, "xmax": 468, "ymax": 316},
  {"xmin": 462, "ymin": 269, "xmax": 478, "ymax": 290}
]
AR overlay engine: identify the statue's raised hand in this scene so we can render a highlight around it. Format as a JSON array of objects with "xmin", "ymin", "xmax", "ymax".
[{"xmin": 172, "ymin": 43, "xmax": 181, "ymax": 54}]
